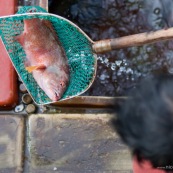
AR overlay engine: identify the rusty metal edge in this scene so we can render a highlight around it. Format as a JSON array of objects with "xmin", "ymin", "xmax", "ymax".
[{"xmin": 51, "ymin": 96, "xmax": 127, "ymax": 108}]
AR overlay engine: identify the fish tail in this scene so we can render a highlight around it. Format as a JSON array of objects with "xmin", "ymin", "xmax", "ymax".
[{"xmin": 24, "ymin": 18, "xmax": 40, "ymax": 32}]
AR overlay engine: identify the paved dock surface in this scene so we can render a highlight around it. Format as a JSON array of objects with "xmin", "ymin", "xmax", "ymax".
[{"xmin": 0, "ymin": 113, "xmax": 132, "ymax": 173}]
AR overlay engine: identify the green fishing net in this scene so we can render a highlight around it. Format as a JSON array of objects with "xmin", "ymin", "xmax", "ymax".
[{"xmin": 0, "ymin": 6, "xmax": 96, "ymax": 105}]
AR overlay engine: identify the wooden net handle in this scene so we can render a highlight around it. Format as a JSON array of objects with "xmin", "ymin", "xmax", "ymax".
[{"xmin": 92, "ymin": 28, "xmax": 173, "ymax": 53}]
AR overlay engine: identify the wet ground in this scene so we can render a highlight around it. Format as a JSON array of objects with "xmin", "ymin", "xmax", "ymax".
[
  {"xmin": 49, "ymin": 0, "xmax": 173, "ymax": 96},
  {"xmin": 0, "ymin": 113, "xmax": 132, "ymax": 173}
]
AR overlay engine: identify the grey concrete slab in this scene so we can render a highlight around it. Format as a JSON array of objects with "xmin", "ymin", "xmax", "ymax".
[
  {"xmin": 0, "ymin": 115, "xmax": 24, "ymax": 173},
  {"xmin": 27, "ymin": 113, "xmax": 132, "ymax": 173}
]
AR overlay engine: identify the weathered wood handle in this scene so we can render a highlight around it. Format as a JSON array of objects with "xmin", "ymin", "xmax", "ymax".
[{"xmin": 92, "ymin": 27, "xmax": 173, "ymax": 53}]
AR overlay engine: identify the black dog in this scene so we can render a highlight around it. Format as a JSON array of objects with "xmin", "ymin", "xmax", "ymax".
[{"xmin": 111, "ymin": 75, "xmax": 173, "ymax": 171}]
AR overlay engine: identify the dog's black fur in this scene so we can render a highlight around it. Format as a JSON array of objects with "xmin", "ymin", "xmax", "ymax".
[{"xmin": 111, "ymin": 75, "xmax": 173, "ymax": 171}]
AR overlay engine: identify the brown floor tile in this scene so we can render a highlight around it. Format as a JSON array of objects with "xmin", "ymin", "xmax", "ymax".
[
  {"xmin": 0, "ymin": 115, "xmax": 24, "ymax": 173},
  {"xmin": 27, "ymin": 114, "xmax": 132, "ymax": 173}
]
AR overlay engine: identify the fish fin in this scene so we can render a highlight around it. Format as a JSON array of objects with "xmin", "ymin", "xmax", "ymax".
[
  {"xmin": 23, "ymin": 20, "xmax": 28, "ymax": 33},
  {"xmin": 15, "ymin": 33, "xmax": 25, "ymax": 46},
  {"xmin": 26, "ymin": 65, "xmax": 46, "ymax": 73},
  {"xmin": 24, "ymin": 19, "xmax": 40, "ymax": 33}
]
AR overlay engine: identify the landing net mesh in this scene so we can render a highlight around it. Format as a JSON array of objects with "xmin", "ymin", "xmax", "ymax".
[{"xmin": 0, "ymin": 6, "xmax": 96, "ymax": 105}]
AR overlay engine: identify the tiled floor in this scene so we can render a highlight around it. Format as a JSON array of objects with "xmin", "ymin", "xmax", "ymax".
[
  {"xmin": 0, "ymin": 113, "xmax": 132, "ymax": 173},
  {"xmin": 0, "ymin": 115, "xmax": 24, "ymax": 173}
]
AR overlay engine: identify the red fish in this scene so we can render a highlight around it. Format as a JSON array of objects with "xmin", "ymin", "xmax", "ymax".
[{"xmin": 16, "ymin": 18, "xmax": 69, "ymax": 101}]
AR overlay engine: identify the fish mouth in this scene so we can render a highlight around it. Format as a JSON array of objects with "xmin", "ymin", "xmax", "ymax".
[
  {"xmin": 44, "ymin": 87, "xmax": 61, "ymax": 101},
  {"xmin": 45, "ymin": 81, "xmax": 66, "ymax": 101},
  {"xmin": 53, "ymin": 92, "xmax": 61, "ymax": 101},
  {"xmin": 52, "ymin": 88, "xmax": 64, "ymax": 101}
]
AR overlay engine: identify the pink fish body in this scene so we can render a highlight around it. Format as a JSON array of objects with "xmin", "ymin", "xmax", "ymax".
[{"xmin": 16, "ymin": 18, "xmax": 69, "ymax": 101}]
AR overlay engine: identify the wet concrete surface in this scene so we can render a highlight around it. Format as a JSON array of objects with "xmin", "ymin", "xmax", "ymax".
[
  {"xmin": 0, "ymin": 115, "xmax": 24, "ymax": 173},
  {"xmin": 26, "ymin": 114, "xmax": 132, "ymax": 173}
]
